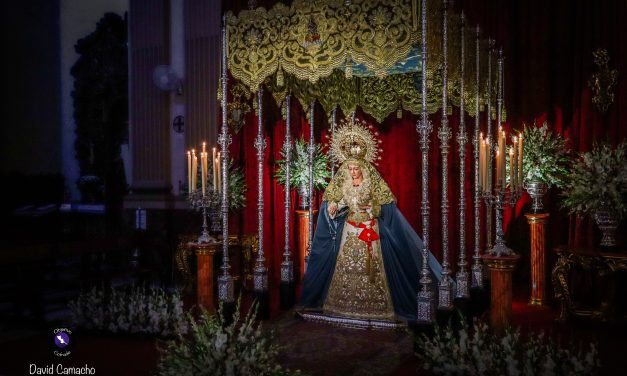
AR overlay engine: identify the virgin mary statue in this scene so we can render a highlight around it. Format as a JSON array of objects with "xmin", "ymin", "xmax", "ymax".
[{"xmin": 300, "ymin": 118, "xmax": 443, "ymax": 322}]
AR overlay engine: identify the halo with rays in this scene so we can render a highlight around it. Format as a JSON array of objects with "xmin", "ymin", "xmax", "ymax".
[{"xmin": 328, "ymin": 117, "xmax": 382, "ymax": 164}]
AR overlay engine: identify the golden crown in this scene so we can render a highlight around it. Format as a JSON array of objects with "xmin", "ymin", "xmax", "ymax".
[{"xmin": 328, "ymin": 117, "xmax": 382, "ymax": 164}]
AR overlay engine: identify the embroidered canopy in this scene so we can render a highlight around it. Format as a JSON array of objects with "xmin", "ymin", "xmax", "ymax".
[{"xmin": 225, "ymin": 0, "xmax": 503, "ymax": 123}]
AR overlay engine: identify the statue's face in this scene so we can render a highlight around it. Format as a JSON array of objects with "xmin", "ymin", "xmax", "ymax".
[{"xmin": 348, "ymin": 164, "xmax": 363, "ymax": 180}]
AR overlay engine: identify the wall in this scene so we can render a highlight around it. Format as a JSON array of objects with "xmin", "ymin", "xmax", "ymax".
[{"xmin": 0, "ymin": 0, "xmax": 61, "ymax": 176}]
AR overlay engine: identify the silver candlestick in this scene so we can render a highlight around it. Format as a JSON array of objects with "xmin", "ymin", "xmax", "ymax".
[
  {"xmin": 188, "ymin": 189, "xmax": 221, "ymax": 244},
  {"xmin": 485, "ymin": 186, "xmax": 521, "ymax": 256}
]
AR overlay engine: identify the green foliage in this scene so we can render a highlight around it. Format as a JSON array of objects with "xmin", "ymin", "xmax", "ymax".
[
  {"xmin": 226, "ymin": 159, "xmax": 246, "ymax": 210},
  {"xmin": 562, "ymin": 141, "xmax": 627, "ymax": 218},
  {"xmin": 157, "ymin": 300, "xmax": 300, "ymax": 376},
  {"xmin": 275, "ymin": 138, "xmax": 331, "ymax": 191},
  {"xmin": 521, "ymin": 122, "xmax": 570, "ymax": 188},
  {"xmin": 415, "ymin": 320, "xmax": 600, "ymax": 375},
  {"xmin": 68, "ymin": 285, "xmax": 187, "ymax": 337}
]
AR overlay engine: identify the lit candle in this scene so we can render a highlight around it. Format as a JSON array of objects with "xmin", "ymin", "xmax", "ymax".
[
  {"xmin": 187, "ymin": 150, "xmax": 191, "ymax": 193},
  {"xmin": 512, "ymin": 136, "xmax": 518, "ymax": 189},
  {"xmin": 479, "ymin": 133, "xmax": 487, "ymax": 192},
  {"xmin": 509, "ymin": 146, "xmax": 514, "ymax": 189},
  {"xmin": 217, "ymin": 152, "xmax": 222, "ymax": 194},
  {"xmin": 496, "ymin": 147, "xmax": 503, "ymax": 187},
  {"xmin": 192, "ymin": 150, "xmax": 198, "ymax": 193},
  {"xmin": 201, "ymin": 150, "xmax": 207, "ymax": 195},
  {"xmin": 518, "ymin": 133, "xmax": 524, "ymax": 187},
  {"xmin": 212, "ymin": 147, "xmax": 217, "ymax": 190}
]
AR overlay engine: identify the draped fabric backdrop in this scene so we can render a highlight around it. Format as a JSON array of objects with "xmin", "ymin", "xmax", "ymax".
[{"xmin": 223, "ymin": 0, "xmax": 627, "ymax": 285}]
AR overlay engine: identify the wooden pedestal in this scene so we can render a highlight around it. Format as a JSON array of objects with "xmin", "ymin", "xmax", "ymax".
[
  {"xmin": 482, "ymin": 254, "xmax": 520, "ymax": 332},
  {"xmin": 526, "ymin": 213, "xmax": 549, "ymax": 306},
  {"xmin": 295, "ymin": 209, "xmax": 318, "ymax": 281},
  {"xmin": 193, "ymin": 242, "xmax": 219, "ymax": 313}
]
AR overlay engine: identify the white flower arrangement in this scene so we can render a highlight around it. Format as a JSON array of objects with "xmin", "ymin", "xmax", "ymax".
[
  {"xmin": 562, "ymin": 141, "xmax": 627, "ymax": 218},
  {"xmin": 69, "ymin": 285, "xmax": 188, "ymax": 337},
  {"xmin": 157, "ymin": 300, "xmax": 299, "ymax": 376},
  {"xmin": 522, "ymin": 122, "xmax": 570, "ymax": 188},
  {"xmin": 415, "ymin": 320, "xmax": 600, "ymax": 375}
]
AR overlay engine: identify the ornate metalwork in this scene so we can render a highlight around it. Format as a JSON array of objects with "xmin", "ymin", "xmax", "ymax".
[
  {"xmin": 589, "ymin": 48, "xmax": 618, "ymax": 113},
  {"xmin": 330, "ymin": 106, "xmax": 337, "ymax": 176},
  {"xmin": 552, "ymin": 248, "xmax": 627, "ymax": 322},
  {"xmin": 483, "ymin": 40, "xmax": 494, "ymax": 251},
  {"xmin": 188, "ymin": 189, "xmax": 221, "ymax": 244},
  {"xmin": 524, "ymin": 181, "xmax": 547, "ymax": 213},
  {"xmin": 281, "ymin": 95, "xmax": 294, "ymax": 283},
  {"xmin": 174, "ymin": 235, "xmax": 197, "ymax": 293},
  {"xmin": 455, "ymin": 12, "xmax": 469, "ymax": 299},
  {"xmin": 254, "ymin": 87, "xmax": 268, "ymax": 292},
  {"xmin": 305, "ymin": 101, "xmax": 315, "ymax": 271},
  {"xmin": 485, "ymin": 189, "xmax": 516, "ymax": 256},
  {"xmin": 218, "ymin": 18, "xmax": 234, "ymax": 303},
  {"xmin": 594, "ymin": 208, "xmax": 620, "ymax": 248},
  {"xmin": 416, "ymin": 0, "xmax": 435, "ymax": 323},
  {"xmin": 226, "ymin": 83, "xmax": 252, "ymax": 134},
  {"xmin": 471, "ymin": 25, "xmax": 484, "ymax": 289},
  {"xmin": 437, "ymin": 0, "xmax": 453, "ymax": 310}
]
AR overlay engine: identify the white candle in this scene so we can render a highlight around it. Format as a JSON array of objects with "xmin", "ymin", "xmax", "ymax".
[
  {"xmin": 217, "ymin": 152, "xmax": 222, "ymax": 194},
  {"xmin": 509, "ymin": 136, "xmax": 518, "ymax": 189},
  {"xmin": 187, "ymin": 151, "xmax": 191, "ymax": 193},
  {"xmin": 201, "ymin": 151, "xmax": 207, "ymax": 195},
  {"xmin": 191, "ymin": 150, "xmax": 197, "ymax": 193},
  {"xmin": 509, "ymin": 146, "xmax": 514, "ymax": 189},
  {"xmin": 479, "ymin": 133, "xmax": 486, "ymax": 191},
  {"xmin": 518, "ymin": 133, "xmax": 524, "ymax": 187},
  {"xmin": 212, "ymin": 147, "xmax": 217, "ymax": 190}
]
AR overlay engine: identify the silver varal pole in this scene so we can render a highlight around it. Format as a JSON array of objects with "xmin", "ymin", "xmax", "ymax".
[
  {"xmin": 471, "ymin": 25, "xmax": 485, "ymax": 288},
  {"xmin": 330, "ymin": 106, "xmax": 337, "ymax": 177},
  {"xmin": 416, "ymin": 0, "xmax": 435, "ymax": 323},
  {"xmin": 305, "ymin": 101, "xmax": 315, "ymax": 271},
  {"xmin": 437, "ymin": 0, "xmax": 453, "ymax": 310},
  {"xmin": 254, "ymin": 87, "xmax": 268, "ymax": 292},
  {"xmin": 455, "ymin": 12, "xmax": 469, "ymax": 299},
  {"xmin": 484, "ymin": 40, "xmax": 494, "ymax": 251},
  {"xmin": 218, "ymin": 15, "xmax": 234, "ymax": 303},
  {"xmin": 281, "ymin": 95, "xmax": 294, "ymax": 283}
]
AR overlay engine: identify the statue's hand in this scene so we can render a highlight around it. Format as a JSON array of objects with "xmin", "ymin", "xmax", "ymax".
[{"xmin": 328, "ymin": 203, "xmax": 338, "ymax": 216}]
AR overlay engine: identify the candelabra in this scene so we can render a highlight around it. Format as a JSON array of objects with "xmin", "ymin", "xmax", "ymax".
[
  {"xmin": 188, "ymin": 188, "xmax": 221, "ymax": 244},
  {"xmin": 484, "ymin": 186, "xmax": 521, "ymax": 256}
]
